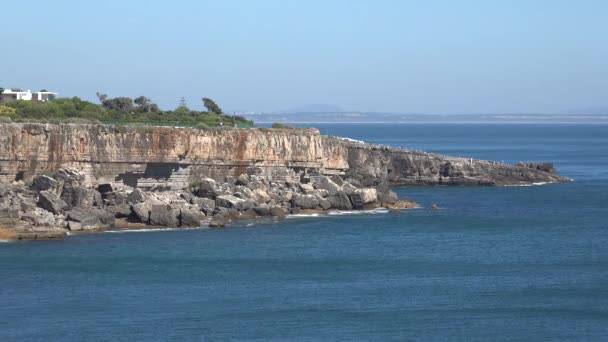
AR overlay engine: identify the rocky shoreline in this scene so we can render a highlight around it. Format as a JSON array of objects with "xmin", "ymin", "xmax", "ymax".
[{"xmin": 0, "ymin": 168, "xmax": 417, "ymax": 240}]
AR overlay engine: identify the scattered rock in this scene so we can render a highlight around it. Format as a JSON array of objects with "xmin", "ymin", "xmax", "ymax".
[
  {"xmin": 38, "ymin": 190, "xmax": 67, "ymax": 214},
  {"xmin": 209, "ymin": 214, "xmax": 226, "ymax": 228}
]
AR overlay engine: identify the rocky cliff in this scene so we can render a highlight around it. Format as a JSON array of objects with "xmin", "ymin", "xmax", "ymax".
[
  {"xmin": 0, "ymin": 123, "xmax": 569, "ymax": 240},
  {"xmin": 0, "ymin": 123, "xmax": 567, "ymax": 188}
]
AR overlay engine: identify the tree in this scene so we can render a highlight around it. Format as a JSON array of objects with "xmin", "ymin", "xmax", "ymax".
[
  {"xmin": 202, "ymin": 97, "xmax": 222, "ymax": 115},
  {"xmin": 134, "ymin": 96, "xmax": 158, "ymax": 112},
  {"xmin": 96, "ymin": 92, "xmax": 108, "ymax": 103},
  {"xmin": 102, "ymin": 97, "xmax": 134, "ymax": 112}
]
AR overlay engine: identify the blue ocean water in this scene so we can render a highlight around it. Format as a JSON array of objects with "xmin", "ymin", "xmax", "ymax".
[{"xmin": 1, "ymin": 124, "xmax": 607, "ymax": 341}]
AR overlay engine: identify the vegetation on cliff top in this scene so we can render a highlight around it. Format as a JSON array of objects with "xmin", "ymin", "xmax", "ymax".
[{"xmin": 0, "ymin": 94, "xmax": 253, "ymax": 127}]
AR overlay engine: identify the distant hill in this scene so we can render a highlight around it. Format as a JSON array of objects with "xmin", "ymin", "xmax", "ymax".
[{"xmin": 286, "ymin": 104, "xmax": 344, "ymax": 113}]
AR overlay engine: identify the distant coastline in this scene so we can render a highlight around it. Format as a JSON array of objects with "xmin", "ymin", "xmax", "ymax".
[{"xmin": 242, "ymin": 112, "xmax": 608, "ymax": 124}]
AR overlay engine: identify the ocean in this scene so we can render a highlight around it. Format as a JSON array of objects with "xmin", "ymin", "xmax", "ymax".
[{"xmin": 1, "ymin": 124, "xmax": 607, "ymax": 341}]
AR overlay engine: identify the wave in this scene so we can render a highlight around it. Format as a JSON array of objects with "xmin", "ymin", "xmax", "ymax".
[
  {"xmin": 327, "ymin": 208, "xmax": 390, "ymax": 216},
  {"xmin": 104, "ymin": 227, "xmax": 206, "ymax": 234},
  {"xmin": 287, "ymin": 213, "xmax": 321, "ymax": 218},
  {"xmin": 503, "ymin": 182, "xmax": 551, "ymax": 187}
]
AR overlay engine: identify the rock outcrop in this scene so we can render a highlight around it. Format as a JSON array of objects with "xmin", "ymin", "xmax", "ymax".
[{"xmin": 0, "ymin": 123, "xmax": 569, "ymax": 240}]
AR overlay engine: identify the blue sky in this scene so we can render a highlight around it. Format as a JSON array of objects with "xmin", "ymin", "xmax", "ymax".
[{"xmin": 2, "ymin": 0, "xmax": 606, "ymax": 113}]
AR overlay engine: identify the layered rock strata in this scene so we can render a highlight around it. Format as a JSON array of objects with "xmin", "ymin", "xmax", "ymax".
[{"xmin": 0, "ymin": 123, "xmax": 568, "ymax": 188}]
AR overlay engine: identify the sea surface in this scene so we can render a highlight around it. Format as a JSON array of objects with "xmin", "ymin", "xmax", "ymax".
[{"xmin": 1, "ymin": 124, "xmax": 607, "ymax": 341}]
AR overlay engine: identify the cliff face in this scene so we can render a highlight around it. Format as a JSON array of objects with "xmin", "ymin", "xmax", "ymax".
[{"xmin": 0, "ymin": 123, "xmax": 568, "ymax": 188}]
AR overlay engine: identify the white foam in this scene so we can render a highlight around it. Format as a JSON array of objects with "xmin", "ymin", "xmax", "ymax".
[
  {"xmin": 503, "ymin": 182, "xmax": 552, "ymax": 187},
  {"xmin": 287, "ymin": 213, "xmax": 321, "ymax": 218},
  {"xmin": 0, "ymin": 239, "xmax": 12, "ymax": 243},
  {"xmin": 246, "ymin": 223, "xmax": 255, "ymax": 227},
  {"xmin": 327, "ymin": 208, "xmax": 390, "ymax": 216},
  {"xmin": 105, "ymin": 227, "xmax": 205, "ymax": 234}
]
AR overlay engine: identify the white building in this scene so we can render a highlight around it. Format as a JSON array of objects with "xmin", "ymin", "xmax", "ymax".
[{"xmin": 0, "ymin": 88, "xmax": 58, "ymax": 103}]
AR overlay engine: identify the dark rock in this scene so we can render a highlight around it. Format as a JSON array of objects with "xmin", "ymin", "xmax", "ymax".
[
  {"xmin": 253, "ymin": 206, "xmax": 271, "ymax": 216},
  {"xmin": 32, "ymin": 175, "xmax": 59, "ymax": 193},
  {"xmin": 97, "ymin": 183, "xmax": 113, "ymax": 194},
  {"xmin": 38, "ymin": 190, "xmax": 67, "ymax": 214}
]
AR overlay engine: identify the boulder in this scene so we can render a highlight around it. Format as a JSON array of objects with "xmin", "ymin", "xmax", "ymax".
[
  {"xmin": 67, "ymin": 208, "xmax": 101, "ymax": 227},
  {"xmin": 246, "ymin": 180, "xmax": 265, "ymax": 191},
  {"xmin": 319, "ymin": 198, "xmax": 331, "ymax": 210},
  {"xmin": 236, "ymin": 174, "xmax": 250, "ymax": 186},
  {"xmin": 341, "ymin": 182, "xmax": 357, "ymax": 195},
  {"xmin": 209, "ymin": 214, "xmax": 226, "ymax": 228},
  {"xmin": 377, "ymin": 190, "xmax": 398, "ymax": 205},
  {"xmin": 216, "ymin": 195, "xmax": 253, "ymax": 211},
  {"xmin": 349, "ymin": 188, "xmax": 378, "ymax": 209},
  {"xmin": 132, "ymin": 202, "xmax": 151, "ymax": 223},
  {"xmin": 327, "ymin": 191, "xmax": 353, "ymax": 210},
  {"xmin": 21, "ymin": 209, "xmax": 55, "ymax": 227},
  {"xmin": 179, "ymin": 208, "xmax": 205, "ymax": 227},
  {"xmin": 60, "ymin": 185, "xmax": 89, "ymax": 209},
  {"xmin": 19, "ymin": 197, "xmax": 38, "ymax": 212},
  {"xmin": 269, "ymin": 206, "xmax": 287, "ymax": 218},
  {"xmin": 253, "ymin": 206, "xmax": 271, "ymax": 216},
  {"xmin": 149, "ymin": 204, "xmax": 179, "ymax": 226},
  {"xmin": 32, "ymin": 175, "xmax": 59, "ymax": 193},
  {"xmin": 127, "ymin": 188, "xmax": 145, "ymax": 204},
  {"xmin": 38, "ymin": 190, "xmax": 67, "ymax": 214},
  {"xmin": 330, "ymin": 175, "xmax": 344, "ymax": 187},
  {"xmin": 312, "ymin": 176, "xmax": 341, "ymax": 195},
  {"xmin": 195, "ymin": 178, "xmax": 218, "ymax": 198},
  {"xmin": 293, "ymin": 194, "xmax": 319, "ymax": 209},
  {"xmin": 252, "ymin": 189, "xmax": 271, "ymax": 205},
  {"xmin": 92, "ymin": 190, "xmax": 104, "ymax": 207},
  {"xmin": 299, "ymin": 183, "xmax": 315, "ymax": 193}
]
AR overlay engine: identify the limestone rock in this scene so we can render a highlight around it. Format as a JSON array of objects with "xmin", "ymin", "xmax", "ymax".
[
  {"xmin": 313, "ymin": 176, "xmax": 341, "ymax": 195},
  {"xmin": 38, "ymin": 190, "xmax": 67, "ymax": 214},
  {"xmin": 327, "ymin": 191, "xmax": 353, "ymax": 210},
  {"xmin": 149, "ymin": 204, "xmax": 179, "ymax": 226},
  {"xmin": 209, "ymin": 214, "xmax": 226, "ymax": 228},
  {"xmin": 293, "ymin": 194, "xmax": 319, "ymax": 209},
  {"xmin": 127, "ymin": 188, "xmax": 145, "ymax": 204}
]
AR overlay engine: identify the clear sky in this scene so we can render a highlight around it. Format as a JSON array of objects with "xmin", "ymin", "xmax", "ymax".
[{"xmin": 2, "ymin": 0, "xmax": 606, "ymax": 113}]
